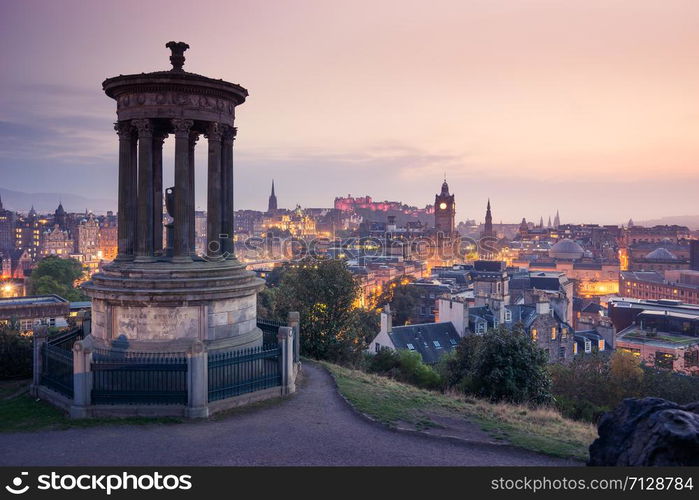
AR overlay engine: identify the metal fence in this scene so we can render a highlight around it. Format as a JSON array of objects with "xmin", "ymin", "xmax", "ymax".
[
  {"xmin": 208, "ymin": 345, "xmax": 282, "ymax": 402},
  {"xmin": 40, "ymin": 343, "xmax": 74, "ymax": 398},
  {"xmin": 257, "ymin": 319, "xmax": 283, "ymax": 346},
  {"xmin": 47, "ymin": 327, "xmax": 83, "ymax": 351},
  {"xmin": 91, "ymin": 349, "xmax": 188, "ymax": 405}
]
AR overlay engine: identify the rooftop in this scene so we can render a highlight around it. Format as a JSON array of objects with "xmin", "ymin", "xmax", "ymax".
[
  {"xmin": 0, "ymin": 295, "xmax": 69, "ymax": 307},
  {"xmin": 617, "ymin": 326, "xmax": 699, "ymax": 349}
]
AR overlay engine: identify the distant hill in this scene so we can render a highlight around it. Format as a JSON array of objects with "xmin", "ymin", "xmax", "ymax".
[
  {"xmin": 0, "ymin": 187, "xmax": 116, "ymax": 214},
  {"xmin": 635, "ymin": 215, "xmax": 699, "ymax": 231}
]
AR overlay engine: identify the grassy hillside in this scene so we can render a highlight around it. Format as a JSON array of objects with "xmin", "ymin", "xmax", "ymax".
[{"xmin": 322, "ymin": 362, "xmax": 596, "ymax": 461}]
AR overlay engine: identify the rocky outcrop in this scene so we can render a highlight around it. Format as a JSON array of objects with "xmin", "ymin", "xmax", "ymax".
[{"xmin": 588, "ymin": 397, "xmax": 699, "ymax": 466}]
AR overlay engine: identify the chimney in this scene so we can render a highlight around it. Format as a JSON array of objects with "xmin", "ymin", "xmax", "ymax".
[
  {"xmin": 535, "ymin": 295, "xmax": 550, "ymax": 316},
  {"xmin": 380, "ymin": 304, "xmax": 393, "ymax": 334}
]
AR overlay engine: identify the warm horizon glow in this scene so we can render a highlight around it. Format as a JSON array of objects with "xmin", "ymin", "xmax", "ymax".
[{"xmin": 1, "ymin": 0, "xmax": 698, "ymax": 225}]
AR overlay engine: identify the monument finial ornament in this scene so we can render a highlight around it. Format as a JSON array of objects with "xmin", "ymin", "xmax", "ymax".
[{"xmin": 165, "ymin": 41, "xmax": 190, "ymax": 72}]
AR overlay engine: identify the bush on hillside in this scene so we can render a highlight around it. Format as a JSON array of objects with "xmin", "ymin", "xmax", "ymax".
[
  {"xmin": 0, "ymin": 328, "xmax": 33, "ymax": 380},
  {"xmin": 442, "ymin": 325, "xmax": 553, "ymax": 405},
  {"xmin": 366, "ymin": 348, "xmax": 442, "ymax": 390},
  {"xmin": 550, "ymin": 350, "xmax": 699, "ymax": 423}
]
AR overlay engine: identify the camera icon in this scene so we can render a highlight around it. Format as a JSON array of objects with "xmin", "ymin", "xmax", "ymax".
[{"xmin": 5, "ymin": 472, "xmax": 29, "ymax": 495}]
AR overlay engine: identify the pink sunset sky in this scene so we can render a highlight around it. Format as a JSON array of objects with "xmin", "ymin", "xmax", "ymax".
[{"xmin": 0, "ymin": 0, "xmax": 698, "ymax": 224}]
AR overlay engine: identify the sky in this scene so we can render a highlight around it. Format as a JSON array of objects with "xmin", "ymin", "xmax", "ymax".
[{"xmin": 0, "ymin": 0, "xmax": 698, "ymax": 225}]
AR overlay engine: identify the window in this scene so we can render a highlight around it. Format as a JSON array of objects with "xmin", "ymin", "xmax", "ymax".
[
  {"xmin": 584, "ymin": 339, "xmax": 592, "ymax": 353},
  {"xmin": 375, "ymin": 343, "xmax": 381, "ymax": 353},
  {"xmin": 477, "ymin": 322, "xmax": 486, "ymax": 334},
  {"xmin": 406, "ymin": 343, "xmax": 415, "ymax": 351},
  {"xmin": 684, "ymin": 350, "xmax": 698, "ymax": 368},
  {"xmin": 655, "ymin": 351, "xmax": 674, "ymax": 370},
  {"xmin": 561, "ymin": 328, "xmax": 568, "ymax": 339},
  {"xmin": 531, "ymin": 328, "xmax": 538, "ymax": 341},
  {"xmin": 493, "ymin": 319, "xmax": 499, "ymax": 328},
  {"xmin": 597, "ymin": 339, "xmax": 605, "ymax": 351},
  {"xmin": 433, "ymin": 340, "xmax": 441, "ymax": 349},
  {"xmin": 505, "ymin": 310, "xmax": 512, "ymax": 322},
  {"xmin": 559, "ymin": 346, "xmax": 566, "ymax": 360},
  {"xmin": 449, "ymin": 338, "xmax": 457, "ymax": 345},
  {"xmin": 551, "ymin": 327, "xmax": 557, "ymax": 340},
  {"xmin": 573, "ymin": 342, "xmax": 578, "ymax": 355}
]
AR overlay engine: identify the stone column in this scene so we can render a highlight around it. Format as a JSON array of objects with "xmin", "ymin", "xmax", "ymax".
[
  {"xmin": 30, "ymin": 325, "xmax": 49, "ymax": 397},
  {"xmin": 152, "ymin": 131, "xmax": 167, "ymax": 255},
  {"xmin": 221, "ymin": 126, "xmax": 236, "ymax": 259},
  {"xmin": 133, "ymin": 118, "xmax": 155, "ymax": 262},
  {"xmin": 277, "ymin": 326, "xmax": 296, "ymax": 396},
  {"xmin": 288, "ymin": 311, "xmax": 300, "ymax": 365},
  {"xmin": 186, "ymin": 340, "xmax": 209, "ymax": 418},
  {"xmin": 70, "ymin": 339, "xmax": 92, "ymax": 419},
  {"xmin": 172, "ymin": 119, "xmax": 194, "ymax": 262},
  {"xmin": 188, "ymin": 132, "xmax": 199, "ymax": 254},
  {"xmin": 206, "ymin": 122, "xmax": 223, "ymax": 259},
  {"xmin": 114, "ymin": 121, "xmax": 136, "ymax": 260}
]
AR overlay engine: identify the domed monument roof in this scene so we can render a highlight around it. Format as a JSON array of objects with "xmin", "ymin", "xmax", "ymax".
[
  {"xmin": 549, "ymin": 238, "xmax": 584, "ymax": 260},
  {"xmin": 645, "ymin": 247, "xmax": 677, "ymax": 260}
]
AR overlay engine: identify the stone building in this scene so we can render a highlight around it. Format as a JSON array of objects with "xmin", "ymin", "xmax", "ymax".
[
  {"xmin": 39, "ymin": 225, "xmax": 75, "ymax": 258},
  {"xmin": 73, "ymin": 213, "xmax": 100, "ymax": 263},
  {"xmin": 620, "ymin": 270, "xmax": 699, "ymax": 305},
  {"xmin": 15, "ymin": 207, "xmax": 43, "ymax": 260},
  {"xmin": 0, "ymin": 195, "xmax": 16, "ymax": 256},
  {"xmin": 97, "ymin": 213, "xmax": 118, "ymax": 261}
]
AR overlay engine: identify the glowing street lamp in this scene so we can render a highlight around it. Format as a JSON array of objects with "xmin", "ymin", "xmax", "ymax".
[{"xmin": 1, "ymin": 282, "xmax": 14, "ymax": 297}]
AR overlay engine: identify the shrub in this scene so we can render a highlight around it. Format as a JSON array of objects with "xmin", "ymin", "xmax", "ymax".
[
  {"xmin": 442, "ymin": 326, "xmax": 552, "ymax": 405},
  {"xmin": 0, "ymin": 328, "xmax": 33, "ymax": 380},
  {"xmin": 550, "ymin": 350, "xmax": 699, "ymax": 423},
  {"xmin": 366, "ymin": 348, "xmax": 442, "ymax": 390}
]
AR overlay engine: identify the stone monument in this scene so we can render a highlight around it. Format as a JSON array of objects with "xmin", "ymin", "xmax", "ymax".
[{"xmin": 83, "ymin": 42, "xmax": 264, "ymax": 353}]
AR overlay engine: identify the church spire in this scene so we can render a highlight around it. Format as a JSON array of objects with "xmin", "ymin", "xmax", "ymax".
[
  {"xmin": 267, "ymin": 179, "xmax": 278, "ymax": 213},
  {"xmin": 483, "ymin": 198, "xmax": 494, "ymax": 238}
]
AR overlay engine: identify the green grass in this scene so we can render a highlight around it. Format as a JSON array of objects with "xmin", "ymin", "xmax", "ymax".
[
  {"xmin": 321, "ymin": 362, "xmax": 596, "ymax": 461},
  {"xmin": 0, "ymin": 380, "xmax": 181, "ymax": 433}
]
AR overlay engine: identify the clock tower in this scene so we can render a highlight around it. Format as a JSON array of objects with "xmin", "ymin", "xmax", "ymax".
[{"xmin": 434, "ymin": 178, "xmax": 455, "ymax": 235}]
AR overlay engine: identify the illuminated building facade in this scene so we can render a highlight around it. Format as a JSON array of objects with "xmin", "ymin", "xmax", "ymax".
[
  {"xmin": 39, "ymin": 225, "xmax": 75, "ymax": 258},
  {"xmin": 620, "ymin": 270, "xmax": 699, "ymax": 305}
]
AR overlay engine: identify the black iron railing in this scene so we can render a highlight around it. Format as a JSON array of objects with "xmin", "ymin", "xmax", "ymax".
[
  {"xmin": 47, "ymin": 327, "xmax": 83, "ymax": 351},
  {"xmin": 257, "ymin": 319, "xmax": 283, "ymax": 346},
  {"xmin": 207, "ymin": 345, "xmax": 282, "ymax": 402},
  {"xmin": 91, "ymin": 349, "xmax": 188, "ymax": 405},
  {"xmin": 41, "ymin": 343, "xmax": 74, "ymax": 398}
]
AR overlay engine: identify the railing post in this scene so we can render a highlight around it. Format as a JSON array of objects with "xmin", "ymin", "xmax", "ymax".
[
  {"xmin": 30, "ymin": 326, "xmax": 49, "ymax": 397},
  {"xmin": 277, "ymin": 326, "xmax": 296, "ymax": 395},
  {"xmin": 70, "ymin": 339, "xmax": 92, "ymax": 419},
  {"xmin": 186, "ymin": 340, "xmax": 209, "ymax": 418},
  {"xmin": 288, "ymin": 311, "xmax": 300, "ymax": 365}
]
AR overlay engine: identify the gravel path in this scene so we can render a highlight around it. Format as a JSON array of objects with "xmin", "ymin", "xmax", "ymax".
[{"xmin": 0, "ymin": 363, "xmax": 577, "ymax": 466}]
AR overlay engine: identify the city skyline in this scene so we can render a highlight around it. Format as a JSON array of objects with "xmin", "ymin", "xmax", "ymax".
[{"xmin": 2, "ymin": 0, "xmax": 699, "ymax": 224}]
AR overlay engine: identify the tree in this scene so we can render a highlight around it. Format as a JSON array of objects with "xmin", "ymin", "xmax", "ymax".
[
  {"xmin": 373, "ymin": 276, "xmax": 421, "ymax": 325},
  {"xmin": 444, "ymin": 325, "xmax": 552, "ymax": 405},
  {"xmin": 28, "ymin": 256, "xmax": 87, "ymax": 301},
  {"xmin": 609, "ymin": 350, "xmax": 644, "ymax": 400},
  {"xmin": 270, "ymin": 258, "xmax": 370, "ymax": 364},
  {"xmin": 0, "ymin": 324, "xmax": 32, "ymax": 379}
]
